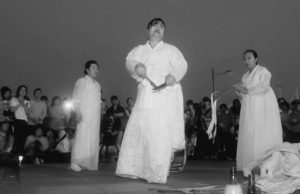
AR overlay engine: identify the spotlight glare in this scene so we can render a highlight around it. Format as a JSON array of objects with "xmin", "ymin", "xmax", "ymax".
[{"xmin": 63, "ymin": 100, "xmax": 74, "ymax": 111}]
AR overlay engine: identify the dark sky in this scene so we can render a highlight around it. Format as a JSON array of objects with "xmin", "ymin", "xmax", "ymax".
[{"xmin": 1, "ymin": 0, "xmax": 300, "ymax": 105}]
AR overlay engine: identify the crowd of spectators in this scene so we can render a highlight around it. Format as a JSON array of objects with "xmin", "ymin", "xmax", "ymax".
[
  {"xmin": 184, "ymin": 96, "xmax": 300, "ymax": 161},
  {"xmin": 0, "ymin": 85, "xmax": 135, "ymax": 165},
  {"xmin": 0, "ymin": 85, "xmax": 299, "ymax": 166}
]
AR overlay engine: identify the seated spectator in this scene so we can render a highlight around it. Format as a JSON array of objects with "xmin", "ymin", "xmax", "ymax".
[
  {"xmin": 0, "ymin": 120, "xmax": 16, "ymax": 166},
  {"xmin": 185, "ymin": 100, "xmax": 196, "ymax": 139},
  {"xmin": 43, "ymin": 128, "xmax": 74, "ymax": 163},
  {"xmin": 24, "ymin": 125, "xmax": 49, "ymax": 164},
  {"xmin": 55, "ymin": 129, "xmax": 74, "ymax": 161},
  {"xmin": 46, "ymin": 129, "xmax": 56, "ymax": 152},
  {"xmin": 278, "ymin": 97, "xmax": 288, "ymax": 105}
]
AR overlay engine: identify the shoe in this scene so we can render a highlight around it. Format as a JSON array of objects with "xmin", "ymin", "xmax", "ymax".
[
  {"xmin": 33, "ymin": 158, "xmax": 41, "ymax": 165},
  {"xmin": 69, "ymin": 163, "xmax": 82, "ymax": 172}
]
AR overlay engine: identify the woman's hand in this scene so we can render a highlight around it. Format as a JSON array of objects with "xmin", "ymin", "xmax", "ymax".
[
  {"xmin": 165, "ymin": 74, "xmax": 176, "ymax": 86},
  {"xmin": 233, "ymin": 83, "xmax": 248, "ymax": 94},
  {"xmin": 135, "ymin": 63, "xmax": 146, "ymax": 78}
]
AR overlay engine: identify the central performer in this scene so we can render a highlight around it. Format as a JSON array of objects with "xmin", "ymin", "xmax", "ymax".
[{"xmin": 115, "ymin": 18, "xmax": 188, "ymax": 184}]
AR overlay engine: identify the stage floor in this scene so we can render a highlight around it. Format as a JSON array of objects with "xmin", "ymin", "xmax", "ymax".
[{"xmin": 0, "ymin": 160, "xmax": 252, "ymax": 194}]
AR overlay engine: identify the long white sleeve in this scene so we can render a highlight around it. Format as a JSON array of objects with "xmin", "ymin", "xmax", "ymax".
[
  {"xmin": 247, "ymin": 69, "xmax": 271, "ymax": 95},
  {"xmin": 125, "ymin": 46, "xmax": 142, "ymax": 81},
  {"xmin": 169, "ymin": 46, "xmax": 188, "ymax": 82}
]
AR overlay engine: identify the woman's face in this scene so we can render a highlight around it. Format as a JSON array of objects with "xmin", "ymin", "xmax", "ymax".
[
  {"xmin": 127, "ymin": 99, "xmax": 134, "ymax": 107},
  {"xmin": 148, "ymin": 22, "xmax": 165, "ymax": 42},
  {"xmin": 4, "ymin": 90, "xmax": 11, "ymax": 100},
  {"xmin": 19, "ymin": 87, "xmax": 27, "ymax": 97},
  {"xmin": 243, "ymin": 52, "xmax": 257, "ymax": 71},
  {"xmin": 54, "ymin": 98, "xmax": 61, "ymax": 106},
  {"xmin": 86, "ymin": 64, "xmax": 99, "ymax": 79},
  {"xmin": 35, "ymin": 128, "xmax": 43, "ymax": 137}
]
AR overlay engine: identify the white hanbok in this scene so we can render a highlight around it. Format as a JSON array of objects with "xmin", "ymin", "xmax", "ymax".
[
  {"xmin": 236, "ymin": 65, "xmax": 282, "ymax": 171},
  {"xmin": 116, "ymin": 41, "xmax": 188, "ymax": 183},
  {"xmin": 71, "ymin": 75, "xmax": 101, "ymax": 170}
]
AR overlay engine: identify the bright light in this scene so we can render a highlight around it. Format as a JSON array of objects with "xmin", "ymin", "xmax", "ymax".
[
  {"xmin": 18, "ymin": 155, "xmax": 23, "ymax": 162},
  {"xmin": 63, "ymin": 100, "xmax": 74, "ymax": 111},
  {"xmin": 18, "ymin": 155, "xmax": 23, "ymax": 167}
]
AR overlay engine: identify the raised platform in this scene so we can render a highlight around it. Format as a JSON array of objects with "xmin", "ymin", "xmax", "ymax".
[{"xmin": 0, "ymin": 160, "xmax": 252, "ymax": 194}]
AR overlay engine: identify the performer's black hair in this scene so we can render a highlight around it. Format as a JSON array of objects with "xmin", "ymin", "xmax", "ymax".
[
  {"xmin": 1, "ymin": 86, "xmax": 11, "ymax": 99},
  {"xmin": 147, "ymin": 18, "xmax": 166, "ymax": 30},
  {"xmin": 84, "ymin": 60, "xmax": 98, "ymax": 75},
  {"xmin": 243, "ymin": 49, "xmax": 258, "ymax": 59}
]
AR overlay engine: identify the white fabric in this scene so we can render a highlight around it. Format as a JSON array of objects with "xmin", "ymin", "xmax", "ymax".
[
  {"xmin": 236, "ymin": 65, "xmax": 283, "ymax": 171},
  {"xmin": 10, "ymin": 97, "xmax": 29, "ymax": 121},
  {"xmin": 116, "ymin": 41, "xmax": 188, "ymax": 183},
  {"xmin": 243, "ymin": 143, "xmax": 300, "ymax": 194},
  {"xmin": 55, "ymin": 130, "xmax": 72, "ymax": 153},
  {"xmin": 206, "ymin": 94, "xmax": 217, "ymax": 140},
  {"xmin": 71, "ymin": 75, "xmax": 101, "ymax": 170}
]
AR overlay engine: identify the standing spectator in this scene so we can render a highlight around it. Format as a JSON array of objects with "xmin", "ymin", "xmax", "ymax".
[
  {"xmin": 28, "ymin": 88, "xmax": 47, "ymax": 131},
  {"xmin": 229, "ymin": 98, "xmax": 241, "ymax": 129},
  {"xmin": 101, "ymin": 98, "xmax": 108, "ymax": 117},
  {"xmin": 279, "ymin": 101, "xmax": 290, "ymax": 141},
  {"xmin": 216, "ymin": 104, "xmax": 235, "ymax": 160},
  {"xmin": 10, "ymin": 85, "xmax": 31, "ymax": 154},
  {"xmin": 0, "ymin": 120, "xmax": 15, "ymax": 166},
  {"xmin": 202, "ymin": 97, "xmax": 212, "ymax": 128},
  {"xmin": 41, "ymin": 95, "xmax": 49, "ymax": 109},
  {"xmin": 286, "ymin": 100, "xmax": 300, "ymax": 143},
  {"xmin": 124, "ymin": 97, "xmax": 134, "ymax": 118},
  {"xmin": 49, "ymin": 96, "xmax": 66, "ymax": 133},
  {"xmin": 234, "ymin": 49, "xmax": 282, "ymax": 171},
  {"xmin": 106, "ymin": 95, "xmax": 125, "ymax": 150}
]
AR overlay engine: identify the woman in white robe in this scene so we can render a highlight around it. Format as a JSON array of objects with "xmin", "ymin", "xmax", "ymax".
[
  {"xmin": 70, "ymin": 60, "xmax": 101, "ymax": 171},
  {"xmin": 116, "ymin": 18, "xmax": 188, "ymax": 184},
  {"xmin": 234, "ymin": 50, "xmax": 282, "ymax": 171}
]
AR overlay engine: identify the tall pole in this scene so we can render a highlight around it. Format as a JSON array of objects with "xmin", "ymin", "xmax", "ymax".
[
  {"xmin": 212, "ymin": 68, "xmax": 215, "ymax": 94},
  {"xmin": 212, "ymin": 68, "xmax": 215, "ymax": 101}
]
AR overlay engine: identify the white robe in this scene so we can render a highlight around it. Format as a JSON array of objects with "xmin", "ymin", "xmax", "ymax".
[
  {"xmin": 71, "ymin": 75, "xmax": 101, "ymax": 170},
  {"xmin": 236, "ymin": 65, "xmax": 282, "ymax": 171},
  {"xmin": 116, "ymin": 41, "xmax": 188, "ymax": 183}
]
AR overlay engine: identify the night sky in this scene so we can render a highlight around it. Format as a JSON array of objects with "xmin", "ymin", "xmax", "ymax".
[{"xmin": 1, "ymin": 0, "xmax": 299, "ymax": 105}]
